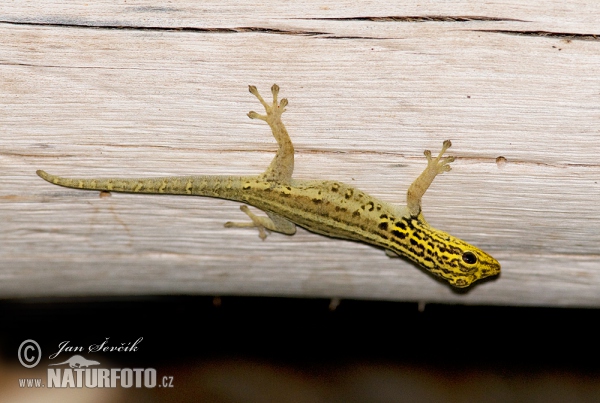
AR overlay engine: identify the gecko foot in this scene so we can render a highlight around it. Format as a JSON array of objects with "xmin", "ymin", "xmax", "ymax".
[
  {"xmin": 224, "ymin": 205, "xmax": 270, "ymax": 240},
  {"xmin": 224, "ymin": 205, "xmax": 296, "ymax": 240},
  {"xmin": 247, "ymin": 84, "xmax": 288, "ymax": 122},
  {"xmin": 424, "ymin": 140, "xmax": 455, "ymax": 175}
]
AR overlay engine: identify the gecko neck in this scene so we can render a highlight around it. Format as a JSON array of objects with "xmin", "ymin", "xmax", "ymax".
[{"xmin": 382, "ymin": 213, "xmax": 455, "ymax": 270}]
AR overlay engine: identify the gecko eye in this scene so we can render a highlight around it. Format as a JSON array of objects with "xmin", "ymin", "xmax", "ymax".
[{"xmin": 462, "ymin": 251, "xmax": 477, "ymax": 265}]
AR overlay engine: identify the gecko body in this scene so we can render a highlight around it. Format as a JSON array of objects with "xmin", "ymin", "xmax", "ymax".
[{"xmin": 38, "ymin": 84, "xmax": 500, "ymax": 288}]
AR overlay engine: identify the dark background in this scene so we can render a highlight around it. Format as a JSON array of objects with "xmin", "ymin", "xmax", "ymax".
[{"xmin": 1, "ymin": 296, "xmax": 599, "ymax": 402}]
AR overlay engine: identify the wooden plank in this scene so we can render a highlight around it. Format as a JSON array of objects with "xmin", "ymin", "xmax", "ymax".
[{"xmin": 1, "ymin": 1, "xmax": 599, "ymax": 306}]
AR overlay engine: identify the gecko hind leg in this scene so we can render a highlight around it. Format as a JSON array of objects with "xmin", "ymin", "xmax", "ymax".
[
  {"xmin": 406, "ymin": 140, "xmax": 455, "ymax": 217},
  {"xmin": 247, "ymin": 84, "xmax": 294, "ymax": 183},
  {"xmin": 224, "ymin": 205, "xmax": 296, "ymax": 240}
]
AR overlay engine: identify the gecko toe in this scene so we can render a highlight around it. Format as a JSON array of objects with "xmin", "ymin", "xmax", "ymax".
[{"xmin": 248, "ymin": 111, "xmax": 267, "ymax": 121}]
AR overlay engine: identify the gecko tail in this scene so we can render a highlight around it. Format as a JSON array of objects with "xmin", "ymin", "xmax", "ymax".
[
  {"xmin": 36, "ymin": 170, "xmax": 93, "ymax": 190},
  {"xmin": 37, "ymin": 170, "xmax": 73, "ymax": 187},
  {"xmin": 36, "ymin": 169, "xmax": 182, "ymax": 193},
  {"xmin": 36, "ymin": 170, "xmax": 51, "ymax": 181},
  {"xmin": 36, "ymin": 170, "xmax": 254, "ymax": 199}
]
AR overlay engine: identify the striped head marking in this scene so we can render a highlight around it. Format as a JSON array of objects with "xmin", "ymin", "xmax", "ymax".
[
  {"xmin": 388, "ymin": 215, "xmax": 501, "ymax": 288},
  {"xmin": 428, "ymin": 231, "xmax": 501, "ymax": 288}
]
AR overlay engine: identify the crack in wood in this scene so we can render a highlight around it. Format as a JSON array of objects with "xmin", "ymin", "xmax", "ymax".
[
  {"xmin": 0, "ymin": 20, "xmax": 327, "ymax": 36},
  {"xmin": 0, "ymin": 61, "xmax": 168, "ymax": 70},
  {"xmin": 298, "ymin": 16, "xmax": 527, "ymax": 22},
  {"xmin": 473, "ymin": 29, "xmax": 600, "ymax": 41}
]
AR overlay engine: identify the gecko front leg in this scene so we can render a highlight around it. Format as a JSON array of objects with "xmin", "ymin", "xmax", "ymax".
[
  {"xmin": 249, "ymin": 84, "xmax": 294, "ymax": 183},
  {"xmin": 224, "ymin": 84, "xmax": 297, "ymax": 239},
  {"xmin": 406, "ymin": 140, "xmax": 455, "ymax": 217}
]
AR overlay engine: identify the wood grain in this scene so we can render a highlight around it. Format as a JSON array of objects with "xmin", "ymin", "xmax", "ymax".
[{"xmin": 1, "ymin": 1, "xmax": 599, "ymax": 306}]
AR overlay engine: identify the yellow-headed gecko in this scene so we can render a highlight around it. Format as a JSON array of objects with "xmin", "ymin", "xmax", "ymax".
[{"xmin": 37, "ymin": 84, "xmax": 500, "ymax": 287}]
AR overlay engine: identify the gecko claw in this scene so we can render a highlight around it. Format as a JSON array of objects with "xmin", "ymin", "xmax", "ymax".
[
  {"xmin": 247, "ymin": 111, "xmax": 267, "ymax": 121},
  {"xmin": 258, "ymin": 228, "xmax": 268, "ymax": 240},
  {"xmin": 271, "ymin": 84, "xmax": 280, "ymax": 97}
]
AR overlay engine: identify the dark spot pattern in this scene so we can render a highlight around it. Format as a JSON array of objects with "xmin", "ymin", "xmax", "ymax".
[
  {"xmin": 396, "ymin": 221, "xmax": 407, "ymax": 230},
  {"xmin": 391, "ymin": 229, "xmax": 406, "ymax": 239}
]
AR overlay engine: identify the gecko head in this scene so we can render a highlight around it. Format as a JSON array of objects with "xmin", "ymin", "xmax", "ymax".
[
  {"xmin": 397, "ymin": 217, "xmax": 501, "ymax": 288},
  {"xmin": 446, "ymin": 246, "xmax": 501, "ymax": 288},
  {"xmin": 427, "ymin": 232, "xmax": 501, "ymax": 288}
]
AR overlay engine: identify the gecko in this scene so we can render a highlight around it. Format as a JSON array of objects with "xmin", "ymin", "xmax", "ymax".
[{"xmin": 37, "ymin": 84, "xmax": 500, "ymax": 288}]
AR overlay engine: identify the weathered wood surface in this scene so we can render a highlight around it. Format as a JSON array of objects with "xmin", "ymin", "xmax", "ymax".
[{"xmin": 1, "ymin": 1, "xmax": 599, "ymax": 306}]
